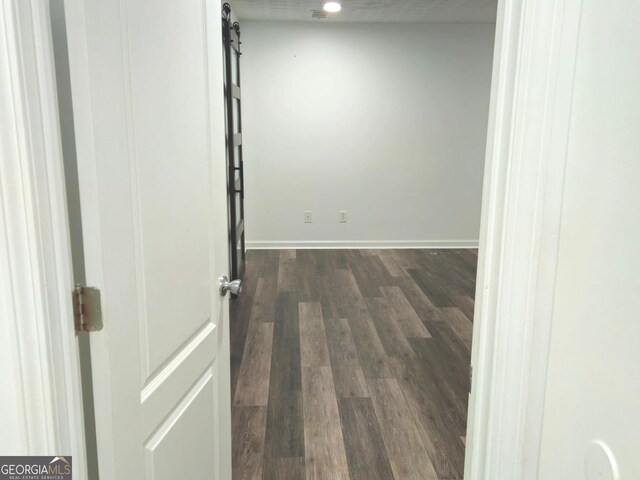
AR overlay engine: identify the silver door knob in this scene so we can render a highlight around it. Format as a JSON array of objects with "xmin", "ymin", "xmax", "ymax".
[{"xmin": 219, "ymin": 275, "xmax": 242, "ymax": 296}]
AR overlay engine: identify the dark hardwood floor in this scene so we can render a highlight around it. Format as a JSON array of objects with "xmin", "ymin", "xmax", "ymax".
[{"xmin": 230, "ymin": 249, "xmax": 477, "ymax": 480}]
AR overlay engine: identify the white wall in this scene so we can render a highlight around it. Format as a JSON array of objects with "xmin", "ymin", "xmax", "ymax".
[
  {"xmin": 538, "ymin": 0, "xmax": 640, "ymax": 477},
  {"xmin": 241, "ymin": 21, "xmax": 495, "ymax": 248}
]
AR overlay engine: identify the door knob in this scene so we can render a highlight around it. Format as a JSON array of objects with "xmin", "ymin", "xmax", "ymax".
[{"xmin": 219, "ymin": 275, "xmax": 242, "ymax": 296}]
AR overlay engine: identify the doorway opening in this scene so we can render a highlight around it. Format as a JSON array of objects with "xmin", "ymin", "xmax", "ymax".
[
  {"xmin": 18, "ymin": 0, "xmax": 638, "ymax": 479},
  {"xmin": 225, "ymin": 2, "xmax": 496, "ymax": 479}
]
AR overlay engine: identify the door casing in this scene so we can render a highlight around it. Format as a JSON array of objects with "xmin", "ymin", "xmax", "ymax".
[
  {"xmin": 0, "ymin": 0, "xmax": 87, "ymax": 475},
  {"xmin": 464, "ymin": 0, "xmax": 583, "ymax": 478}
]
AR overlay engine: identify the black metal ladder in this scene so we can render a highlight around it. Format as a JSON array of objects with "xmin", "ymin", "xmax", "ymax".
[{"xmin": 222, "ymin": 3, "xmax": 245, "ymax": 280}]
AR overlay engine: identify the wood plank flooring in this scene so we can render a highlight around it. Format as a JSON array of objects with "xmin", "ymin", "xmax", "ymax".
[{"xmin": 230, "ymin": 249, "xmax": 477, "ymax": 480}]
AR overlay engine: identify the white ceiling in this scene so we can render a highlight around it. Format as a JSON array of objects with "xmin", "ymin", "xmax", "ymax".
[{"xmin": 231, "ymin": 0, "xmax": 498, "ymax": 23}]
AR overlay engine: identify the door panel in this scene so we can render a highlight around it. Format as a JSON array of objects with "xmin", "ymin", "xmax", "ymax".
[
  {"xmin": 145, "ymin": 368, "xmax": 218, "ymax": 480},
  {"xmin": 140, "ymin": 323, "xmax": 217, "ymax": 437},
  {"xmin": 64, "ymin": 0, "xmax": 231, "ymax": 478},
  {"xmin": 126, "ymin": 0, "xmax": 212, "ymax": 378}
]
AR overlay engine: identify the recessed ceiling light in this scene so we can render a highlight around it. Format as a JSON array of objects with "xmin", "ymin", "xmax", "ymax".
[{"xmin": 323, "ymin": 1, "xmax": 342, "ymax": 13}]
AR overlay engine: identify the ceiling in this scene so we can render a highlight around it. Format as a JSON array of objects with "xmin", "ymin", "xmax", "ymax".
[{"xmin": 231, "ymin": 0, "xmax": 498, "ymax": 23}]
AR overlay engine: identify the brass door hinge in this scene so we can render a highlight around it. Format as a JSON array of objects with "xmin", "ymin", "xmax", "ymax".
[{"xmin": 73, "ymin": 284, "xmax": 103, "ymax": 333}]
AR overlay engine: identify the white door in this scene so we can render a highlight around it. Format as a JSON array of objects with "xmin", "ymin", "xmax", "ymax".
[
  {"xmin": 64, "ymin": 0, "xmax": 232, "ymax": 478},
  {"xmin": 537, "ymin": 0, "xmax": 640, "ymax": 477}
]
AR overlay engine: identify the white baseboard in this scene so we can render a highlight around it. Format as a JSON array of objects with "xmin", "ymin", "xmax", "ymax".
[{"xmin": 245, "ymin": 240, "xmax": 479, "ymax": 250}]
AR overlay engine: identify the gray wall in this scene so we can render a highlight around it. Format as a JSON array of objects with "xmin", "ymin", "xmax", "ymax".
[{"xmin": 241, "ymin": 21, "xmax": 495, "ymax": 247}]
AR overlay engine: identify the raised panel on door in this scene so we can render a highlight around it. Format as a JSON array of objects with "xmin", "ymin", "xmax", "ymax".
[
  {"xmin": 126, "ymin": 0, "xmax": 213, "ymax": 381},
  {"xmin": 145, "ymin": 366, "xmax": 218, "ymax": 480}
]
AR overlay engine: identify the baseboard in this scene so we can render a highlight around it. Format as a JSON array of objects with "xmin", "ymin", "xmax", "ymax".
[{"xmin": 245, "ymin": 240, "xmax": 479, "ymax": 249}]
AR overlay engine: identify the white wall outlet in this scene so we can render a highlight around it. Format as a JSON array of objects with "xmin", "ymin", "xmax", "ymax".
[
  {"xmin": 304, "ymin": 211, "xmax": 312, "ymax": 223},
  {"xmin": 339, "ymin": 210, "xmax": 347, "ymax": 223}
]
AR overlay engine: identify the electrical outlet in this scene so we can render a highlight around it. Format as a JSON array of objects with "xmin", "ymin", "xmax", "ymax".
[
  {"xmin": 304, "ymin": 211, "xmax": 312, "ymax": 223},
  {"xmin": 339, "ymin": 210, "xmax": 347, "ymax": 223}
]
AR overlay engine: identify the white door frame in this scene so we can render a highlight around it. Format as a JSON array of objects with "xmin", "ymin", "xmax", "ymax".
[
  {"xmin": 0, "ymin": 0, "xmax": 87, "ymax": 477},
  {"xmin": 465, "ymin": 0, "xmax": 583, "ymax": 478},
  {"xmin": 1, "ymin": 0, "xmax": 585, "ymax": 479}
]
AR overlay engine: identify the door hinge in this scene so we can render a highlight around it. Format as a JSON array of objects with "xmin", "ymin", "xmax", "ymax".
[
  {"xmin": 469, "ymin": 365, "xmax": 473, "ymax": 394},
  {"xmin": 73, "ymin": 284, "xmax": 103, "ymax": 333}
]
